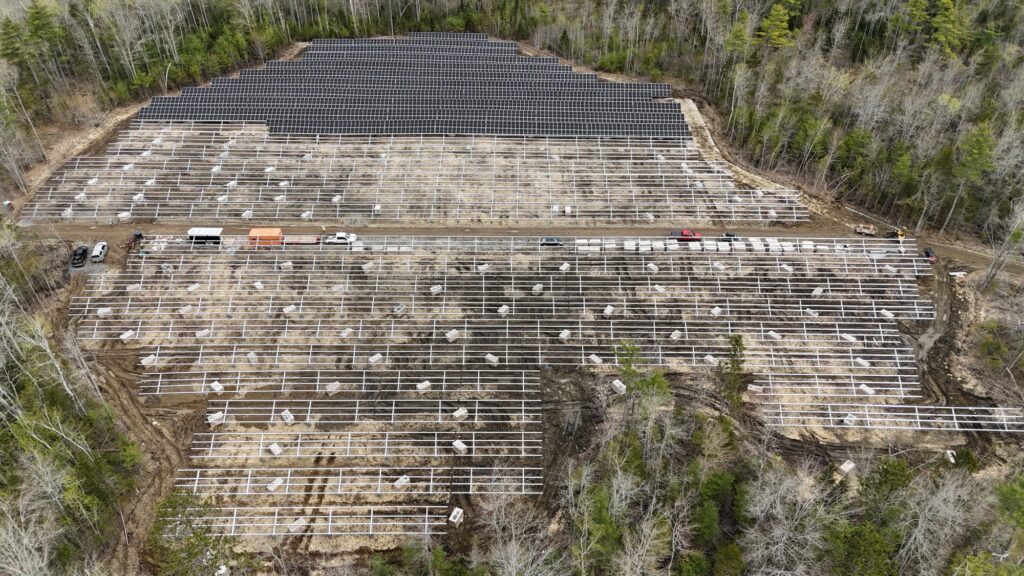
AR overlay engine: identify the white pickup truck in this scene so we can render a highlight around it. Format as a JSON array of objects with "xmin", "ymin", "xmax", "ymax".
[{"xmin": 322, "ymin": 231, "xmax": 358, "ymax": 245}]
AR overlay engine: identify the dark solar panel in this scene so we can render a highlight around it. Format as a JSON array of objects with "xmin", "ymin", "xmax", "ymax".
[{"xmin": 138, "ymin": 34, "xmax": 686, "ymax": 138}]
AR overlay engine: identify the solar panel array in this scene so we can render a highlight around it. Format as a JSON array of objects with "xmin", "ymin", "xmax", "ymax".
[
  {"xmin": 138, "ymin": 35, "xmax": 684, "ymax": 137},
  {"xmin": 28, "ymin": 123, "xmax": 806, "ymax": 224},
  {"xmin": 74, "ymin": 233, "xmax": 1024, "ymax": 535}
]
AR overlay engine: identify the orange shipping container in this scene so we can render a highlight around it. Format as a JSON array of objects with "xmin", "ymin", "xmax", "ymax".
[{"xmin": 248, "ymin": 227, "xmax": 284, "ymax": 247}]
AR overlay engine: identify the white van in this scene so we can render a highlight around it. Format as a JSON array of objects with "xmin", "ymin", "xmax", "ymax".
[{"xmin": 90, "ymin": 242, "xmax": 108, "ymax": 263}]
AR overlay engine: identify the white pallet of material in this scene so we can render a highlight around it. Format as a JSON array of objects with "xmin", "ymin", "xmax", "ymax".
[
  {"xmin": 416, "ymin": 380, "xmax": 432, "ymax": 393},
  {"xmin": 779, "ymin": 263, "xmax": 794, "ymax": 273},
  {"xmin": 449, "ymin": 507, "xmax": 465, "ymax": 527},
  {"xmin": 279, "ymin": 261, "xmax": 293, "ymax": 270},
  {"xmin": 611, "ymin": 379, "xmax": 627, "ymax": 395},
  {"xmin": 653, "ymin": 284, "xmax": 666, "ymax": 293},
  {"xmin": 325, "ymin": 381, "xmax": 341, "ymax": 396},
  {"xmin": 710, "ymin": 306, "xmax": 723, "ymax": 316},
  {"xmin": 704, "ymin": 355, "xmax": 719, "ymax": 366},
  {"xmin": 367, "ymin": 353, "xmax": 384, "ymax": 364},
  {"xmin": 880, "ymin": 309, "xmax": 895, "ymax": 319},
  {"xmin": 282, "ymin": 304, "xmax": 297, "ymax": 314},
  {"xmin": 858, "ymin": 384, "xmax": 876, "ymax": 395},
  {"xmin": 267, "ymin": 477, "xmax": 285, "ymax": 492},
  {"xmin": 842, "ymin": 414, "xmax": 858, "ymax": 426},
  {"xmin": 196, "ymin": 328, "xmax": 212, "ymax": 338},
  {"xmin": 840, "ymin": 333, "xmax": 858, "ymax": 343},
  {"xmin": 532, "ymin": 283, "xmax": 544, "ymax": 294},
  {"xmin": 394, "ymin": 475, "xmax": 411, "ymax": 489},
  {"xmin": 246, "ymin": 351, "xmax": 258, "ymax": 364},
  {"xmin": 187, "ymin": 283, "xmax": 202, "ymax": 292},
  {"xmin": 497, "ymin": 304, "xmax": 510, "ymax": 317},
  {"xmin": 603, "ymin": 305, "xmax": 615, "ymax": 317},
  {"xmin": 558, "ymin": 329, "xmax": 571, "ymax": 342},
  {"xmin": 445, "ymin": 329, "xmax": 460, "ymax": 342},
  {"xmin": 208, "ymin": 381, "xmax": 224, "ymax": 395},
  {"xmin": 279, "ymin": 409, "xmax": 296, "ymax": 425},
  {"xmin": 430, "ymin": 284, "xmax": 444, "ymax": 295},
  {"xmin": 126, "ymin": 283, "xmax": 142, "ymax": 292},
  {"xmin": 178, "ymin": 304, "xmax": 194, "ymax": 315},
  {"xmin": 96, "ymin": 307, "xmax": 113, "ymax": 317},
  {"xmin": 119, "ymin": 330, "xmax": 136, "ymax": 343},
  {"xmin": 452, "ymin": 407, "xmax": 469, "ymax": 421},
  {"xmin": 267, "ymin": 442, "xmax": 284, "ymax": 456},
  {"xmin": 340, "ymin": 327, "xmax": 353, "ymax": 338},
  {"xmin": 287, "ymin": 517, "xmax": 307, "ymax": 534},
  {"xmin": 766, "ymin": 330, "xmax": 782, "ymax": 341},
  {"xmin": 452, "ymin": 440, "xmax": 468, "ymax": 455},
  {"xmin": 747, "ymin": 384, "xmax": 765, "ymax": 393},
  {"xmin": 253, "ymin": 281, "xmax": 264, "ymax": 290},
  {"xmin": 803, "ymin": 308, "xmax": 818, "ymax": 317},
  {"xmin": 207, "ymin": 411, "xmax": 226, "ymax": 426},
  {"xmin": 477, "ymin": 264, "xmax": 490, "ymax": 273},
  {"xmin": 839, "ymin": 460, "xmax": 856, "ymax": 474},
  {"xmin": 362, "ymin": 262, "xmax": 375, "ymax": 272},
  {"xmin": 588, "ymin": 354, "xmax": 603, "ymax": 365},
  {"xmin": 484, "ymin": 354, "xmax": 500, "ymax": 367},
  {"xmin": 670, "ymin": 330, "xmax": 683, "ymax": 341},
  {"xmin": 559, "ymin": 262, "xmax": 571, "ymax": 272},
  {"xmin": 811, "ymin": 287, "xmax": 825, "ymax": 297},
  {"xmin": 854, "ymin": 357, "xmax": 871, "ymax": 368}
]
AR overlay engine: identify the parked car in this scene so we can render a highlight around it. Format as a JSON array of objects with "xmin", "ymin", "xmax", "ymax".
[
  {"xmin": 70, "ymin": 246, "xmax": 89, "ymax": 268},
  {"xmin": 539, "ymin": 237, "xmax": 563, "ymax": 247},
  {"xmin": 854, "ymin": 224, "xmax": 877, "ymax": 236},
  {"xmin": 90, "ymin": 242, "xmax": 108, "ymax": 263},
  {"xmin": 922, "ymin": 247, "xmax": 936, "ymax": 264},
  {"xmin": 884, "ymin": 229, "xmax": 906, "ymax": 240},
  {"xmin": 670, "ymin": 229, "xmax": 702, "ymax": 242},
  {"xmin": 720, "ymin": 232, "xmax": 738, "ymax": 242},
  {"xmin": 323, "ymin": 231, "xmax": 358, "ymax": 245}
]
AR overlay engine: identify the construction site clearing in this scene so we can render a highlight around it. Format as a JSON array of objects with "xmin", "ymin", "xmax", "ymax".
[{"xmin": 15, "ymin": 33, "xmax": 1024, "ymax": 551}]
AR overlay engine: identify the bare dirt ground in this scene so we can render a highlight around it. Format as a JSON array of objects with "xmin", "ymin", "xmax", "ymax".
[{"xmin": 10, "ymin": 37, "xmax": 1024, "ymax": 573}]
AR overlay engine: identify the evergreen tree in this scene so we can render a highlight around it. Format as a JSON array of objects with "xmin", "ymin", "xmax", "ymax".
[
  {"xmin": 757, "ymin": 4, "xmax": 795, "ymax": 49},
  {"xmin": 724, "ymin": 11, "xmax": 750, "ymax": 57},
  {"xmin": 930, "ymin": 0, "xmax": 967, "ymax": 58}
]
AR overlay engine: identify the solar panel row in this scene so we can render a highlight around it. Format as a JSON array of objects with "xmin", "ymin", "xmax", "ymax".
[{"xmin": 138, "ymin": 34, "xmax": 685, "ymax": 138}]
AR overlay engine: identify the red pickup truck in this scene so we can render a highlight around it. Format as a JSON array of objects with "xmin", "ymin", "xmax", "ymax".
[{"xmin": 669, "ymin": 229, "xmax": 702, "ymax": 242}]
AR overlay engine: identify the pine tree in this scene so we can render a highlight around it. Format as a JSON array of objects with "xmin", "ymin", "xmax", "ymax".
[
  {"xmin": 756, "ymin": 4, "xmax": 795, "ymax": 49},
  {"xmin": 929, "ymin": 0, "xmax": 967, "ymax": 58},
  {"xmin": 724, "ymin": 11, "xmax": 750, "ymax": 56}
]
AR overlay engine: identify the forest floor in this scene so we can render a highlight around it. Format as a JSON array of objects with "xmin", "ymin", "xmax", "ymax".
[{"xmin": 8, "ymin": 37, "xmax": 1023, "ymax": 574}]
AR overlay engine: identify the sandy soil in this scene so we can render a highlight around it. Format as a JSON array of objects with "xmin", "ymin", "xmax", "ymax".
[{"xmin": 12, "ymin": 36, "xmax": 1024, "ymax": 573}]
